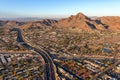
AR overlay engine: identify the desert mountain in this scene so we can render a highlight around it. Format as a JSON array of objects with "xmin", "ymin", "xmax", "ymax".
[
  {"xmin": 57, "ymin": 12, "xmax": 107, "ymax": 30},
  {"xmin": 21, "ymin": 19, "xmax": 57, "ymax": 29}
]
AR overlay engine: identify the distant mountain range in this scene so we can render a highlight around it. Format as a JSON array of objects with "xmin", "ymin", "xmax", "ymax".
[
  {"xmin": 0, "ymin": 17, "xmax": 61, "ymax": 22},
  {"xmin": 0, "ymin": 12, "xmax": 120, "ymax": 31},
  {"xmin": 0, "ymin": 17, "xmax": 43, "ymax": 21}
]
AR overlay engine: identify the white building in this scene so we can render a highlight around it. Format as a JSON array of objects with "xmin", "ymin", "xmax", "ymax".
[{"xmin": 0, "ymin": 54, "xmax": 7, "ymax": 64}]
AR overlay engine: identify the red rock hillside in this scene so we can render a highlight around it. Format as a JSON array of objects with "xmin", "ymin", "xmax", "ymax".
[{"xmin": 98, "ymin": 16, "xmax": 120, "ymax": 31}]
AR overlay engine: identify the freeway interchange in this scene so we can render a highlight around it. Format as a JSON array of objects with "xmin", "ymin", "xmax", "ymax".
[{"xmin": 11, "ymin": 28, "xmax": 56, "ymax": 80}]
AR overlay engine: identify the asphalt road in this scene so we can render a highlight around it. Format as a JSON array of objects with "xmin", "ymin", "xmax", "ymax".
[{"xmin": 11, "ymin": 28, "xmax": 56, "ymax": 80}]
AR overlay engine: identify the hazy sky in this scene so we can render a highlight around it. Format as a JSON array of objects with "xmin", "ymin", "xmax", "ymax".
[{"xmin": 0, "ymin": 0, "xmax": 120, "ymax": 18}]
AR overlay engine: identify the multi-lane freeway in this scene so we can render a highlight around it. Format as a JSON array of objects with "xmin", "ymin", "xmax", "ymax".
[{"xmin": 11, "ymin": 28, "xmax": 56, "ymax": 80}]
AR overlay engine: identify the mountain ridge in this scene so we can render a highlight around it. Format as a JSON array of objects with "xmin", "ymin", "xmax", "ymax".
[{"xmin": 0, "ymin": 12, "xmax": 120, "ymax": 31}]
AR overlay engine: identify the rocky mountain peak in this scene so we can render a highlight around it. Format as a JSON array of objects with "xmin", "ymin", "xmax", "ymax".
[
  {"xmin": 67, "ymin": 12, "xmax": 90, "ymax": 22},
  {"xmin": 76, "ymin": 12, "xmax": 86, "ymax": 18}
]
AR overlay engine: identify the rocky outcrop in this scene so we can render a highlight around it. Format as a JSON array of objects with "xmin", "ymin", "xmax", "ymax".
[{"xmin": 98, "ymin": 16, "xmax": 120, "ymax": 31}]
